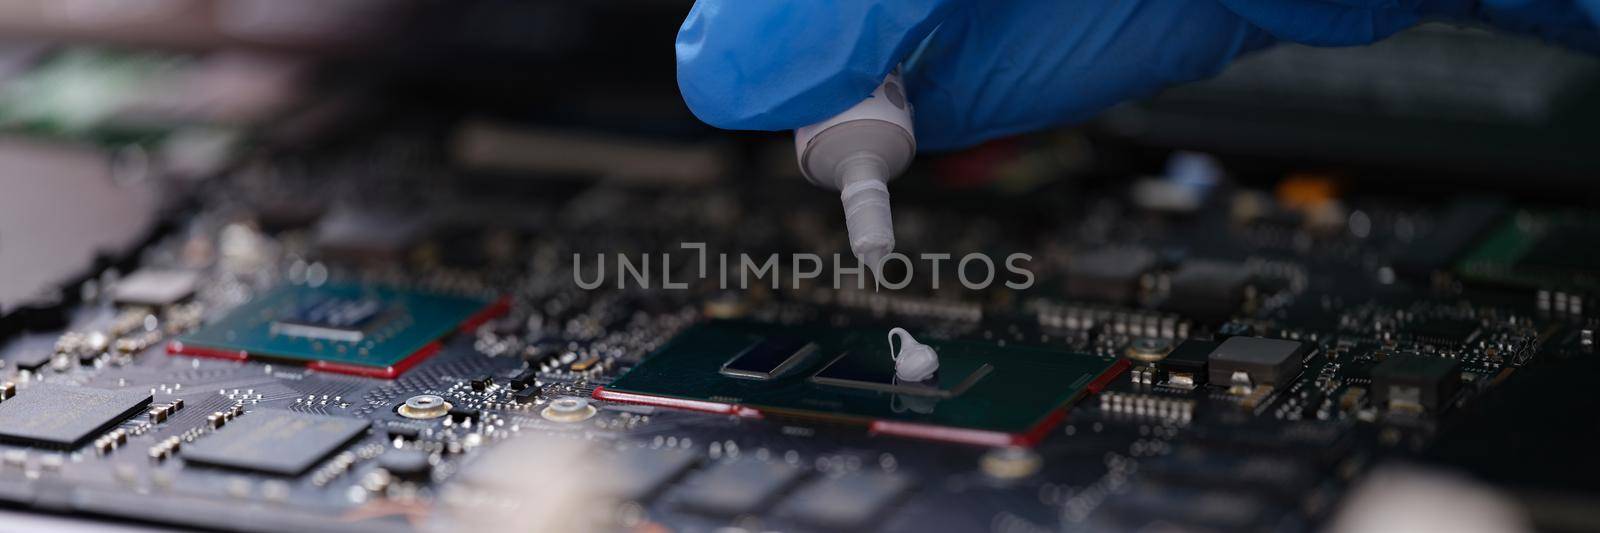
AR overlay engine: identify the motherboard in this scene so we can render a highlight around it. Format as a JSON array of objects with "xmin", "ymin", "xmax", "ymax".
[{"xmin": 0, "ymin": 137, "xmax": 1596, "ymax": 533}]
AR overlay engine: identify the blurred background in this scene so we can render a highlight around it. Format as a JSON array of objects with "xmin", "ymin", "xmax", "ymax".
[
  {"xmin": 4, "ymin": 0, "xmax": 1598, "ymax": 318},
  {"xmin": 0, "ymin": 0, "xmax": 1594, "ymax": 180}
]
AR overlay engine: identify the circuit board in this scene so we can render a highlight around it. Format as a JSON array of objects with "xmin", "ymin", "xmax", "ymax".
[{"xmin": 0, "ymin": 137, "xmax": 1596, "ymax": 533}]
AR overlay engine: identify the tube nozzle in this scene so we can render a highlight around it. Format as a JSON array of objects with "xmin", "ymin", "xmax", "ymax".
[{"xmin": 793, "ymin": 73, "xmax": 916, "ymax": 287}]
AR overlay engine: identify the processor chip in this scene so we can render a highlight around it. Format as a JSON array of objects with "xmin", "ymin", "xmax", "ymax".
[
  {"xmin": 270, "ymin": 295, "xmax": 386, "ymax": 342},
  {"xmin": 170, "ymin": 284, "xmax": 505, "ymax": 378},
  {"xmin": 182, "ymin": 409, "xmax": 369, "ymax": 476},
  {"xmin": 0, "ymin": 384, "xmax": 152, "ymax": 448},
  {"xmin": 596, "ymin": 320, "xmax": 1126, "ymax": 447}
]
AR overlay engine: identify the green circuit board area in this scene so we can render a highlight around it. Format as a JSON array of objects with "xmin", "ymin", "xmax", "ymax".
[
  {"xmin": 1457, "ymin": 210, "xmax": 1600, "ymax": 292},
  {"xmin": 601, "ymin": 320, "xmax": 1123, "ymax": 443}
]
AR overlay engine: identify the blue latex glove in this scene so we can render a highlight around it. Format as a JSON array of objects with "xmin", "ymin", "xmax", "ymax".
[{"xmin": 677, "ymin": 0, "xmax": 1600, "ymax": 151}]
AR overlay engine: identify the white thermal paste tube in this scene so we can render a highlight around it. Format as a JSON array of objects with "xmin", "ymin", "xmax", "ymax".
[{"xmin": 795, "ymin": 72, "xmax": 915, "ymax": 277}]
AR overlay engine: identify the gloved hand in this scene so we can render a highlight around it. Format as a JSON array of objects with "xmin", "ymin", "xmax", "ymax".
[{"xmin": 676, "ymin": 0, "xmax": 1600, "ymax": 151}]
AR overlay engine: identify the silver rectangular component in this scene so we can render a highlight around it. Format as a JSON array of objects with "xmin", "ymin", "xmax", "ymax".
[{"xmin": 719, "ymin": 336, "xmax": 819, "ymax": 381}]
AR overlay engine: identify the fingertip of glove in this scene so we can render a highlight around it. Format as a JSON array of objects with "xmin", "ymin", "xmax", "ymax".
[
  {"xmin": 673, "ymin": 0, "xmax": 959, "ymax": 132},
  {"xmin": 675, "ymin": 67, "xmax": 759, "ymax": 130}
]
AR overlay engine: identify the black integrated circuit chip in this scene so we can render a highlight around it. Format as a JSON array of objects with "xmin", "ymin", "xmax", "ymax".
[
  {"xmin": 0, "ymin": 384, "xmax": 152, "ymax": 448},
  {"xmin": 778, "ymin": 472, "xmax": 912, "ymax": 530},
  {"xmin": 1373, "ymin": 355, "xmax": 1461, "ymax": 413},
  {"xmin": 591, "ymin": 448, "xmax": 702, "ymax": 502},
  {"xmin": 1164, "ymin": 260, "xmax": 1254, "ymax": 323},
  {"xmin": 673, "ymin": 460, "xmax": 807, "ymax": 516},
  {"xmin": 1159, "ymin": 340, "xmax": 1216, "ymax": 388},
  {"xmin": 182, "ymin": 409, "xmax": 370, "ymax": 476},
  {"xmin": 1, "ymin": 334, "xmax": 58, "ymax": 372},
  {"xmin": 1208, "ymin": 337, "xmax": 1308, "ymax": 389},
  {"xmin": 1066, "ymin": 248, "xmax": 1156, "ymax": 305}
]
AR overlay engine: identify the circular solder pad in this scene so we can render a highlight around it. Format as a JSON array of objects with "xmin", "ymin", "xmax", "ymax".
[
  {"xmin": 1125, "ymin": 338, "xmax": 1174, "ymax": 363},
  {"xmin": 541, "ymin": 396, "xmax": 596, "ymax": 423},
  {"xmin": 398, "ymin": 394, "xmax": 452, "ymax": 420}
]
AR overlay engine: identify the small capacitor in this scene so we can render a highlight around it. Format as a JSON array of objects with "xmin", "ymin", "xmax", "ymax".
[{"xmin": 795, "ymin": 72, "xmax": 916, "ymax": 277}]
